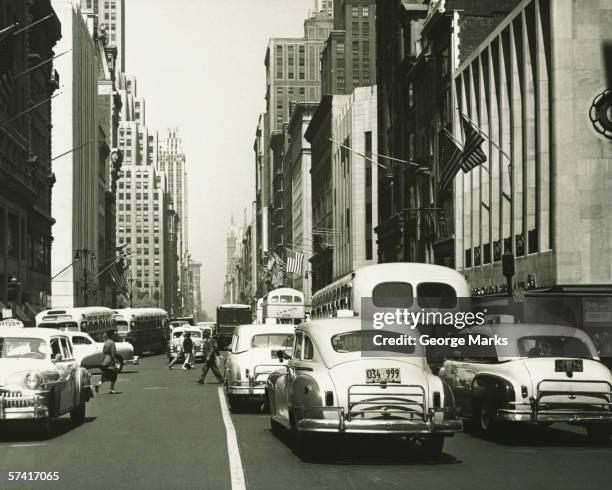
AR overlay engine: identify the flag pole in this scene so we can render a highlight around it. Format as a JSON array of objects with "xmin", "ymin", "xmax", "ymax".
[{"xmin": 461, "ymin": 112, "xmax": 512, "ymax": 162}]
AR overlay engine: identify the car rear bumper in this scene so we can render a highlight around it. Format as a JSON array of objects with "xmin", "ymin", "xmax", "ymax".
[
  {"xmin": 295, "ymin": 407, "xmax": 462, "ymax": 435},
  {"xmin": 227, "ymin": 381, "xmax": 265, "ymax": 397},
  {"xmin": 498, "ymin": 408, "xmax": 612, "ymax": 424},
  {"xmin": 0, "ymin": 394, "xmax": 49, "ymax": 421}
]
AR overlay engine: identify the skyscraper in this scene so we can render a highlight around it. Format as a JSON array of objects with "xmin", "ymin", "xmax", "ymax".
[
  {"xmin": 80, "ymin": 0, "xmax": 126, "ymax": 73},
  {"xmin": 158, "ymin": 129, "xmax": 189, "ymax": 312}
]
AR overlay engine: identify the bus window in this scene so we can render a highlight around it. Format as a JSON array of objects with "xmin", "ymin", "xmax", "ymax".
[
  {"xmin": 280, "ymin": 295, "xmax": 293, "ymax": 303},
  {"xmin": 372, "ymin": 282, "xmax": 413, "ymax": 308},
  {"xmin": 417, "ymin": 283, "xmax": 457, "ymax": 308},
  {"xmin": 293, "ymin": 296, "xmax": 301, "ymax": 302},
  {"xmin": 270, "ymin": 296, "xmax": 279, "ymax": 303}
]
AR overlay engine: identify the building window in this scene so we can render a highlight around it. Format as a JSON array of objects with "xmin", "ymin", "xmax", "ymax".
[
  {"xmin": 352, "ymin": 41, "xmax": 359, "ymax": 56},
  {"xmin": 363, "ymin": 22, "xmax": 369, "ymax": 36},
  {"xmin": 362, "ymin": 6, "xmax": 369, "ymax": 17},
  {"xmin": 336, "ymin": 41, "xmax": 344, "ymax": 54},
  {"xmin": 351, "ymin": 5, "xmax": 359, "ymax": 17},
  {"xmin": 352, "ymin": 21, "xmax": 359, "ymax": 33}
]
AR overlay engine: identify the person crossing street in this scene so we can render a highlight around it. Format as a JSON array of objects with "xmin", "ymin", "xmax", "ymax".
[{"xmin": 197, "ymin": 332, "xmax": 224, "ymax": 384}]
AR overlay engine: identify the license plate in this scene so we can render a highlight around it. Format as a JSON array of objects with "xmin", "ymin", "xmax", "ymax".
[
  {"xmin": 555, "ymin": 359, "xmax": 583, "ymax": 372},
  {"xmin": 365, "ymin": 368, "xmax": 401, "ymax": 384}
]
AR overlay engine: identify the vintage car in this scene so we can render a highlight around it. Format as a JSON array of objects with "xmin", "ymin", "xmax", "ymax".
[
  {"xmin": 66, "ymin": 331, "xmax": 138, "ymax": 372},
  {"xmin": 167, "ymin": 325, "xmax": 205, "ymax": 361},
  {"xmin": 267, "ymin": 319, "xmax": 462, "ymax": 460},
  {"xmin": 0, "ymin": 327, "xmax": 94, "ymax": 435},
  {"xmin": 224, "ymin": 324, "xmax": 294, "ymax": 410},
  {"xmin": 438, "ymin": 324, "xmax": 612, "ymax": 442}
]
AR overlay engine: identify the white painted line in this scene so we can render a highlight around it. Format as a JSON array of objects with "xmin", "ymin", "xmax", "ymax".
[
  {"xmin": 143, "ymin": 386, "xmax": 168, "ymax": 390},
  {"xmin": 218, "ymin": 386, "xmax": 247, "ymax": 490},
  {"xmin": 10, "ymin": 443, "xmax": 48, "ymax": 448}
]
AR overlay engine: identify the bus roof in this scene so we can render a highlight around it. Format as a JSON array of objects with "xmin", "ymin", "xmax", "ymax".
[{"xmin": 217, "ymin": 304, "xmax": 251, "ymax": 309}]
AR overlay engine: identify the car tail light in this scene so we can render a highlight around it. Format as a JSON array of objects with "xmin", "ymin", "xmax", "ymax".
[
  {"xmin": 521, "ymin": 385, "xmax": 528, "ymax": 398},
  {"xmin": 325, "ymin": 391, "xmax": 334, "ymax": 406},
  {"xmin": 433, "ymin": 391, "xmax": 441, "ymax": 408}
]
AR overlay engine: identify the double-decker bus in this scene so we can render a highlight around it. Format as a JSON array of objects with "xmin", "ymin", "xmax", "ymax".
[
  {"xmin": 112, "ymin": 308, "xmax": 168, "ymax": 355},
  {"xmin": 261, "ymin": 288, "xmax": 305, "ymax": 325},
  {"xmin": 35, "ymin": 307, "xmax": 115, "ymax": 341},
  {"xmin": 216, "ymin": 304, "xmax": 252, "ymax": 350},
  {"xmin": 310, "ymin": 263, "xmax": 471, "ymax": 319}
]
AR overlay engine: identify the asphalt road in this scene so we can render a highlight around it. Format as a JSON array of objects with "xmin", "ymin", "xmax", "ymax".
[{"xmin": 1, "ymin": 355, "xmax": 612, "ymax": 490}]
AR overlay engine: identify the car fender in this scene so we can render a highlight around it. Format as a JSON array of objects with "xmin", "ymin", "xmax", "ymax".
[{"xmin": 471, "ymin": 374, "xmax": 516, "ymax": 408}]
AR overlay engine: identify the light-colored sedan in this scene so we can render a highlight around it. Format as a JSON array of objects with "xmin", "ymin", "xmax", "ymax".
[
  {"xmin": 224, "ymin": 324, "xmax": 294, "ymax": 411},
  {"xmin": 267, "ymin": 319, "xmax": 462, "ymax": 460},
  {"xmin": 439, "ymin": 323, "xmax": 612, "ymax": 443},
  {"xmin": 66, "ymin": 332, "xmax": 138, "ymax": 372},
  {"xmin": 0, "ymin": 327, "xmax": 94, "ymax": 436},
  {"xmin": 168, "ymin": 326, "xmax": 205, "ymax": 361}
]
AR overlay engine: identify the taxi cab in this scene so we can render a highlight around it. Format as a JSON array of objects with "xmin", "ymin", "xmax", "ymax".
[
  {"xmin": 0, "ymin": 327, "xmax": 94, "ymax": 435},
  {"xmin": 267, "ymin": 319, "xmax": 462, "ymax": 460},
  {"xmin": 438, "ymin": 324, "xmax": 612, "ymax": 442},
  {"xmin": 224, "ymin": 323, "xmax": 294, "ymax": 411}
]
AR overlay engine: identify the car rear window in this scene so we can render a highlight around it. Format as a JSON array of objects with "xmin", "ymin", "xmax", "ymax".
[
  {"xmin": 372, "ymin": 282, "xmax": 413, "ymax": 308},
  {"xmin": 251, "ymin": 334, "xmax": 294, "ymax": 349},
  {"xmin": 331, "ymin": 331, "xmax": 416, "ymax": 354},
  {"xmin": 517, "ymin": 336, "xmax": 592, "ymax": 359},
  {"xmin": 417, "ymin": 283, "xmax": 457, "ymax": 308}
]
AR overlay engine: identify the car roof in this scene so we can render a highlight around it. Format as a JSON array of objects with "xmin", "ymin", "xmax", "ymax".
[
  {"xmin": 462, "ymin": 323, "xmax": 593, "ymax": 341},
  {"xmin": 1, "ymin": 327, "xmax": 68, "ymax": 339},
  {"xmin": 234, "ymin": 324, "xmax": 295, "ymax": 337}
]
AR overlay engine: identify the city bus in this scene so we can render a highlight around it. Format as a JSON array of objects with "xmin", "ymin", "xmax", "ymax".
[
  {"xmin": 35, "ymin": 307, "xmax": 116, "ymax": 341},
  {"xmin": 216, "ymin": 304, "xmax": 252, "ymax": 350},
  {"xmin": 261, "ymin": 288, "xmax": 305, "ymax": 325},
  {"xmin": 112, "ymin": 308, "xmax": 168, "ymax": 355},
  {"xmin": 310, "ymin": 262, "xmax": 471, "ymax": 319}
]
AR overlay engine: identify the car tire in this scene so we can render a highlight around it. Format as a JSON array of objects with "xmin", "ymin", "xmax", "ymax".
[
  {"xmin": 70, "ymin": 400, "xmax": 86, "ymax": 424},
  {"xmin": 418, "ymin": 435, "xmax": 445, "ymax": 460},
  {"xmin": 227, "ymin": 395, "xmax": 241, "ymax": 413},
  {"xmin": 270, "ymin": 418, "xmax": 283, "ymax": 438},
  {"xmin": 475, "ymin": 399, "xmax": 499, "ymax": 436},
  {"xmin": 114, "ymin": 355, "xmax": 124, "ymax": 373},
  {"xmin": 289, "ymin": 410, "xmax": 316, "ymax": 461},
  {"xmin": 585, "ymin": 424, "xmax": 612, "ymax": 444}
]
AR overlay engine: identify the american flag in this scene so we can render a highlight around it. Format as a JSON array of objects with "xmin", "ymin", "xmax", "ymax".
[
  {"xmin": 460, "ymin": 114, "xmax": 487, "ymax": 172},
  {"xmin": 438, "ymin": 129, "xmax": 464, "ymax": 194},
  {"xmin": 286, "ymin": 251, "xmax": 304, "ymax": 275},
  {"xmin": 271, "ymin": 267, "xmax": 284, "ymax": 288},
  {"xmin": 0, "ymin": 25, "xmax": 16, "ymax": 111},
  {"xmin": 108, "ymin": 260, "xmax": 130, "ymax": 301}
]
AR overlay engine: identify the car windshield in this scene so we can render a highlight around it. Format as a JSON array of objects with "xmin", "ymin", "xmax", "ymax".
[
  {"xmin": 517, "ymin": 336, "xmax": 593, "ymax": 359},
  {"xmin": 0, "ymin": 337, "xmax": 49, "ymax": 359},
  {"xmin": 116, "ymin": 321, "xmax": 129, "ymax": 332},
  {"xmin": 251, "ymin": 334, "xmax": 294, "ymax": 349},
  {"xmin": 331, "ymin": 330, "xmax": 416, "ymax": 354}
]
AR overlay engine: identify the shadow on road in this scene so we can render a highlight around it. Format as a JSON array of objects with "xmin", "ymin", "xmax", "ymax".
[
  {"xmin": 465, "ymin": 422, "xmax": 612, "ymax": 448},
  {"xmin": 269, "ymin": 427, "xmax": 461, "ymax": 465},
  {"xmin": 0, "ymin": 416, "xmax": 97, "ymax": 443}
]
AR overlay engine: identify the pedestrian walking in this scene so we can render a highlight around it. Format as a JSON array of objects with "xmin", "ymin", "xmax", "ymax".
[
  {"xmin": 182, "ymin": 331, "xmax": 194, "ymax": 369},
  {"xmin": 197, "ymin": 332, "xmax": 224, "ymax": 384},
  {"xmin": 95, "ymin": 329, "xmax": 119, "ymax": 394}
]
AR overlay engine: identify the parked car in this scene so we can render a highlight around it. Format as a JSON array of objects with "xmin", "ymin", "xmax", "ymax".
[
  {"xmin": 66, "ymin": 331, "xmax": 138, "ymax": 372},
  {"xmin": 0, "ymin": 327, "xmax": 94, "ymax": 435},
  {"xmin": 224, "ymin": 324, "xmax": 294, "ymax": 411},
  {"xmin": 167, "ymin": 326, "xmax": 205, "ymax": 361},
  {"xmin": 267, "ymin": 319, "xmax": 462, "ymax": 460},
  {"xmin": 438, "ymin": 323, "xmax": 612, "ymax": 443}
]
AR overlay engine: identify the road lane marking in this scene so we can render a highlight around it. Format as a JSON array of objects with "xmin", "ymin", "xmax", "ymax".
[
  {"xmin": 144, "ymin": 386, "xmax": 168, "ymax": 390},
  {"xmin": 10, "ymin": 443, "xmax": 48, "ymax": 448},
  {"xmin": 218, "ymin": 386, "xmax": 247, "ymax": 490}
]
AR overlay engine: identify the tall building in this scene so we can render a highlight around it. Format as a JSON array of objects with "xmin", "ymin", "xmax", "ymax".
[
  {"xmin": 51, "ymin": 0, "xmax": 103, "ymax": 308},
  {"xmin": 223, "ymin": 217, "xmax": 242, "ymax": 304},
  {"xmin": 454, "ymin": 0, "xmax": 612, "ymax": 298},
  {"xmin": 321, "ymin": 0, "xmax": 376, "ymax": 96},
  {"xmin": 255, "ymin": 6, "xmax": 333, "ymax": 296},
  {"xmin": 158, "ymin": 128, "xmax": 189, "ymax": 311},
  {"xmin": 375, "ymin": 0, "xmax": 522, "ymax": 267},
  {"xmin": 0, "ymin": 1, "xmax": 61, "ymax": 322},
  {"xmin": 285, "ymin": 102, "xmax": 319, "ymax": 305},
  {"xmin": 306, "ymin": 87, "xmax": 378, "ymax": 293},
  {"xmin": 189, "ymin": 260, "xmax": 202, "ymax": 319},
  {"xmin": 80, "ymin": 0, "xmax": 125, "ymax": 73}
]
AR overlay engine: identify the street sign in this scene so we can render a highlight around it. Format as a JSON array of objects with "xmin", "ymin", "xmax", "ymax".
[
  {"xmin": 2, "ymin": 308, "xmax": 13, "ymax": 319},
  {"xmin": 0, "ymin": 318, "xmax": 24, "ymax": 327}
]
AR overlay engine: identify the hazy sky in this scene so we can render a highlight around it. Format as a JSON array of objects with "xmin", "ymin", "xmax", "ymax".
[{"xmin": 125, "ymin": 0, "xmax": 316, "ymax": 314}]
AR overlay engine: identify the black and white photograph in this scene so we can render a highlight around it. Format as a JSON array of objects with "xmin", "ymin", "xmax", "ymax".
[{"xmin": 1, "ymin": 0, "xmax": 612, "ymax": 488}]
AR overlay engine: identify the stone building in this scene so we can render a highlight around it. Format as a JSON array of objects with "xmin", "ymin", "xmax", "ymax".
[{"xmin": 0, "ymin": 0, "xmax": 61, "ymax": 322}]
